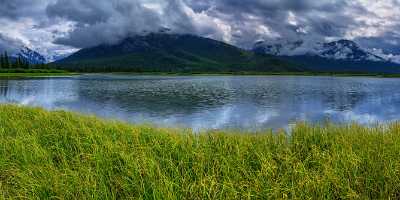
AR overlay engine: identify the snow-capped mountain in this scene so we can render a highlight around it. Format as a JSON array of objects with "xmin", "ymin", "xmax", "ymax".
[
  {"xmin": 44, "ymin": 52, "xmax": 74, "ymax": 63},
  {"xmin": 253, "ymin": 39, "xmax": 387, "ymax": 63},
  {"xmin": 319, "ymin": 40, "xmax": 385, "ymax": 62},
  {"xmin": 367, "ymin": 48, "xmax": 400, "ymax": 64},
  {"xmin": 254, "ymin": 39, "xmax": 400, "ymax": 73},
  {"xmin": 12, "ymin": 47, "xmax": 47, "ymax": 64},
  {"xmin": 253, "ymin": 39, "xmax": 306, "ymax": 56}
]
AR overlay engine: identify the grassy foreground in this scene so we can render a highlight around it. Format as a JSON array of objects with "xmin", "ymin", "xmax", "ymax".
[{"xmin": 1, "ymin": 105, "xmax": 400, "ymax": 199}]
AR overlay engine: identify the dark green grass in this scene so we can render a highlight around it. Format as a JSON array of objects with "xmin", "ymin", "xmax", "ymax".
[
  {"xmin": 1, "ymin": 105, "xmax": 400, "ymax": 199},
  {"xmin": 0, "ymin": 68, "xmax": 75, "ymax": 77}
]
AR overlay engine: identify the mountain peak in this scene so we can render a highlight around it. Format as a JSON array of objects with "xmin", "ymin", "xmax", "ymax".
[
  {"xmin": 253, "ymin": 39, "xmax": 304, "ymax": 56},
  {"xmin": 328, "ymin": 39, "xmax": 357, "ymax": 46},
  {"xmin": 320, "ymin": 40, "xmax": 384, "ymax": 62},
  {"xmin": 13, "ymin": 47, "xmax": 46, "ymax": 64},
  {"xmin": 254, "ymin": 39, "xmax": 387, "ymax": 62}
]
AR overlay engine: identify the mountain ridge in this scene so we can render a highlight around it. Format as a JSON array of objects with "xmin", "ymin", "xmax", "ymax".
[
  {"xmin": 253, "ymin": 39, "xmax": 388, "ymax": 62},
  {"xmin": 54, "ymin": 33, "xmax": 400, "ymax": 74},
  {"xmin": 253, "ymin": 39, "xmax": 400, "ymax": 73},
  {"xmin": 54, "ymin": 33, "xmax": 303, "ymax": 72}
]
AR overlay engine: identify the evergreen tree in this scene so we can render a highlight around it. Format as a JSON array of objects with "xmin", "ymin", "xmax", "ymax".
[
  {"xmin": 17, "ymin": 56, "xmax": 22, "ymax": 68},
  {"xmin": 23, "ymin": 58, "xmax": 30, "ymax": 69},
  {"xmin": 21, "ymin": 58, "xmax": 24, "ymax": 68},
  {"xmin": 0, "ymin": 53, "xmax": 4, "ymax": 69},
  {"xmin": 20, "ymin": 57, "xmax": 25, "ymax": 69},
  {"xmin": 40, "ymin": 63, "xmax": 48, "ymax": 69},
  {"xmin": 27, "ymin": 59, "xmax": 31, "ymax": 69},
  {"xmin": 15, "ymin": 57, "xmax": 18, "ymax": 68},
  {"xmin": 4, "ymin": 51, "xmax": 9, "ymax": 69},
  {"xmin": 11, "ymin": 58, "xmax": 16, "ymax": 69}
]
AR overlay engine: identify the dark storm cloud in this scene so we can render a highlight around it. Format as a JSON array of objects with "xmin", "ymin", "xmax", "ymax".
[
  {"xmin": 53, "ymin": 0, "xmax": 399, "ymax": 52},
  {"xmin": 193, "ymin": 0, "xmax": 364, "ymax": 40},
  {"xmin": 0, "ymin": 33, "xmax": 24, "ymax": 54},
  {"xmin": 190, "ymin": 0, "xmax": 399, "ymax": 51},
  {"xmin": 356, "ymin": 34, "xmax": 400, "ymax": 54},
  {"xmin": 46, "ymin": 0, "xmax": 203, "ymax": 47},
  {"xmin": 0, "ymin": 0, "xmax": 21, "ymax": 19},
  {"xmin": 0, "ymin": 0, "xmax": 399, "ymax": 56},
  {"xmin": 0, "ymin": 0, "xmax": 47, "ymax": 19},
  {"xmin": 171, "ymin": 0, "xmax": 370, "ymax": 49},
  {"xmin": 0, "ymin": 0, "xmax": 29, "ymax": 19},
  {"xmin": 45, "ymin": 0, "xmax": 236, "ymax": 48},
  {"xmin": 46, "ymin": 0, "xmax": 155, "ymax": 47},
  {"xmin": 47, "ymin": 0, "xmax": 366, "ymax": 48}
]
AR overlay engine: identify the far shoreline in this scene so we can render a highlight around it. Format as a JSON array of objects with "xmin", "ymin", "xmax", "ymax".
[
  {"xmin": 84, "ymin": 71, "xmax": 400, "ymax": 78},
  {"xmin": 0, "ymin": 68, "xmax": 78, "ymax": 78},
  {"xmin": 2, "ymin": 69, "xmax": 400, "ymax": 78}
]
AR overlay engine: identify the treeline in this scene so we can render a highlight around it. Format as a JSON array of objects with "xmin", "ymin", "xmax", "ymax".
[
  {"xmin": 0, "ymin": 51, "xmax": 47, "ymax": 69},
  {"xmin": 54, "ymin": 64, "xmax": 205, "ymax": 73}
]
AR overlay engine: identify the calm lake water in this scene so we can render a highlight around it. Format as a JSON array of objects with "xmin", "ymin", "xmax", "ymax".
[{"xmin": 1, "ymin": 74, "xmax": 399, "ymax": 130}]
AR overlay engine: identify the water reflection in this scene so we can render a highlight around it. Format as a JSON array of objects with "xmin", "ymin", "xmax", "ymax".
[{"xmin": 0, "ymin": 75, "xmax": 399, "ymax": 131}]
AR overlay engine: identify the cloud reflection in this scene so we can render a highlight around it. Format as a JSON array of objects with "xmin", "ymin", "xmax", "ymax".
[{"xmin": 0, "ymin": 75, "xmax": 400, "ymax": 131}]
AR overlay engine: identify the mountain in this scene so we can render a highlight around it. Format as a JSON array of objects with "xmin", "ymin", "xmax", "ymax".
[
  {"xmin": 54, "ymin": 33, "xmax": 303, "ymax": 73},
  {"xmin": 318, "ymin": 40, "xmax": 384, "ymax": 62},
  {"xmin": 254, "ymin": 39, "xmax": 385, "ymax": 62},
  {"xmin": 10, "ymin": 47, "xmax": 46, "ymax": 64},
  {"xmin": 367, "ymin": 48, "xmax": 400, "ymax": 64},
  {"xmin": 45, "ymin": 52, "xmax": 73, "ymax": 63},
  {"xmin": 253, "ymin": 39, "xmax": 400, "ymax": 73},
  {"xmin": 253, "ymin": 39, "xmax": 306, "ymax": 56}
]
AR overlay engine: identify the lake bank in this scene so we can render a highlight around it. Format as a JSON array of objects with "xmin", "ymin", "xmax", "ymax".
[
  {"xmin": 84, "ymin": 71, "xmax": 400, "ymax": 78},
  {"xmin": 1, "ymin": 104, "xmax": 399, "ymax": 199},
  {"xmin": 3, "ymin": 69, "xmax": 400, "ymax": 78},
  {"xmin": 0, "ymin": 69, "xmax": 78, "ymax": 78}
]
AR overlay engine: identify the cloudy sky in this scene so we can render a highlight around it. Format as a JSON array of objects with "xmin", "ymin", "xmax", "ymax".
[{"xmin": 0, "ymin": 0, "xmax": 399, "ymax": 59}]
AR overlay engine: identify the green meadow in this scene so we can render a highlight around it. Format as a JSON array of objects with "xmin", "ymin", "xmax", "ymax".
[{"xmin": 0, "ymin": 105, "xmax": 399, "ymax": 199}]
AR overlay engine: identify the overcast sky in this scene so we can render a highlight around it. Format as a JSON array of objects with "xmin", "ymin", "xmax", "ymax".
[{"xmin": 0, "ymin": 0, "xmax": 399, "ymax": 58}]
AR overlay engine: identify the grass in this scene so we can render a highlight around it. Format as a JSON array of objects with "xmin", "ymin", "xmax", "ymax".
[
  {"xmin": 1, "ymin": 105, "xmax": 400, "ymax": 199},
  {"xmin": 0, "ymin": 68, "xmax": 76, "ymax": 77}
]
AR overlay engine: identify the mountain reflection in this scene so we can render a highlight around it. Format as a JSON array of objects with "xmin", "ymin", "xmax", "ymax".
[
  {"xmin": 0, "ymin": 75, "xmax": 399, "ymax": 130},
  {"xmin": 0, "ymin": 80, "xmax": 9, "ymax": 97}
]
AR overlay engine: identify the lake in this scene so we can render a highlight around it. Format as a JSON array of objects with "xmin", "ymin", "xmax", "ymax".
[{"xmin": 0, "ymin": 74, "xmax": 399, "ymax": 131}]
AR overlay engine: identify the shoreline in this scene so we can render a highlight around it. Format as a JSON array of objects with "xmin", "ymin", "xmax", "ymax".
[
  {"xmin": 82, "ymin": 71, "xmax": 400, "ymax": 78},
  {"xmin": 1, "ymin": 69, "xmax": 400, "ymax": 78},
  {"xmin": 0, "ymin": 72, "xmax": 79, "ymax": 78}
]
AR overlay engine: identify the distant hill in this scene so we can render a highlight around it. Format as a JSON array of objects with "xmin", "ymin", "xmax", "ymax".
[
  {"xmin": 53, "ymin": 33, "xmax": 303, "ymax": 73},
  {"xmin": 253, "ymin": 39, "xmax": 400, "ymax": 73}
]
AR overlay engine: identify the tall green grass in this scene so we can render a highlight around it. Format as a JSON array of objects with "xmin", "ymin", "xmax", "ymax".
[{"xmin": 0, "ymin": 105, "xmax": 400, "ymax": 199}]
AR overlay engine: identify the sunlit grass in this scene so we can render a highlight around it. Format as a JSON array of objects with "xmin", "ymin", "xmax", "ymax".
[{"xmin": 0, "ymin": 104, "xmax": 399, "ymax": 199}]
